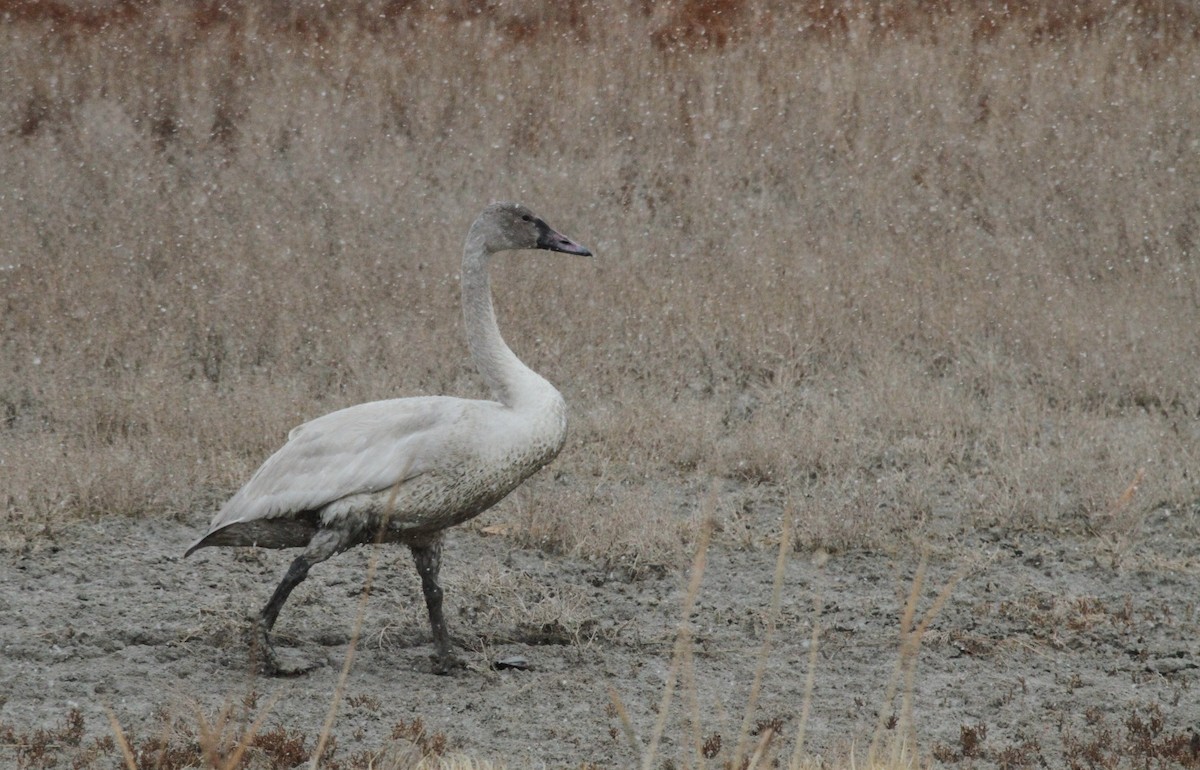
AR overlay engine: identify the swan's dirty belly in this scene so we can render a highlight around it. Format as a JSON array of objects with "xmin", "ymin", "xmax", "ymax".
[
  {"xmin": 197, "ymin": 443, "xmax": 565, "ymax": 552},
  {"xmin": 321, "ymin": 459, "xmax": 552, "ymax": 545}
]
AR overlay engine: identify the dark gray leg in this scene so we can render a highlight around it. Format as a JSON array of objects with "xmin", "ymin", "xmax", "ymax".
[
  {"xmin": 254, "ymin": 528, "xmax": 347, "ymax": 676},
  {"xmin": 260, "ymin": 556, "xmax": 310, "ymax": 631},
  {"xmin": 410, "ymin": 536, "xmax": 455, "ymax": 674},
  {"xmin": 252, "ymin": 555, "xmax": 311, "ymax": 675}
]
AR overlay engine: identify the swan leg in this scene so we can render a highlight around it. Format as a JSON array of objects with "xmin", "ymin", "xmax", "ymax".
[
  {"xmin": 254, "ymin": 528, "xmax": 346, "ymax": 676},
  {"xmin": 410, "ymin": 536, "xmax": 455, "ymax": 674}
]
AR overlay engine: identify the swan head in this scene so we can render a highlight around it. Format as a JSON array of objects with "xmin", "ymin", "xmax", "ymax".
[{"xmin": 473, "ymin": 202, "xmax": 592, "ymax": 257}]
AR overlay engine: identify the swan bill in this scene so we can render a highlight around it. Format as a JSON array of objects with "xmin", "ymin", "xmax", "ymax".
[{"xmin": 536, "ymin": 224, "xmax": 592, "ymax": 257}]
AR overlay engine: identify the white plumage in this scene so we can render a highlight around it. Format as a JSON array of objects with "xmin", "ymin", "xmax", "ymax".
[{"xmin": 186, "ymin": 202, "xmax": 591, "ymax": 675}]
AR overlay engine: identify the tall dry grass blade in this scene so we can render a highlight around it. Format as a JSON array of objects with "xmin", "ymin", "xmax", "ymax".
[
  {"xmin": 745, "ymin": 725, "xmax": 777, "ymax": 770},
  {"xmin": 220, "ymin": 692, "xmax": 282, "ymax": 770},
  {"xmin": 1110, "ymin": 467, "xmax": 1146, "ymax": 516},
  {"xmin": 1101, "ymin": 467, "xmax": 1150, "ymax": 567},
  {"xmin": 152, "ymin": 701, "xmax": 178, "ymax": 769},
  {"xmin": 730, "ymin": 509, "xmax": 793, "ymax": 769},
  {"xmin": 608, "ymin": 687, "xmax": 642, "ymax": 756},
  {"xmin": 310, "ymin": 582, "xmax": 370, "ymax": 767},
  {"xmin": 897, "ymin": 562, "xmax": 963, "ymax": 761},
  {"xmin": 861, "ymin": 549, "xmax": 962, "ymax": 766},
  {"xmin": 788, "ymin": 549, "xmax": 826, "ymax": 770},
  {"xmin": 641, "ymin": 499, "xmax": 715, "ymax": 770},
  {"xmin": 311, "ymin": 476, "xmax": 406, "ymax": 768},
  {"xmin": 194, "ymin": 703, "xmax": 231, "ymax": 769},
  {"xmin": 867, "ymin": 553, "xmax": 926, "ymax": 763},
  {"xmin": 681, "ymin": 633, "xmax": 705, "ymax": 770},
  {"xmin": 104, "ymin": 707, "xmax": 137, "ymax": 770}
]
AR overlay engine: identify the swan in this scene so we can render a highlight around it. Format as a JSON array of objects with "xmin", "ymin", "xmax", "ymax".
[{"xmin": 186, "ymin": 202, "xmax": 592, "ymax": 676}]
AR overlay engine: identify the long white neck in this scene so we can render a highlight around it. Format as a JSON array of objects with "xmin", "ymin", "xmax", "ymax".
[{"xmin": 461, "ymin": 233, "xmax": 560, "ymax": 411}]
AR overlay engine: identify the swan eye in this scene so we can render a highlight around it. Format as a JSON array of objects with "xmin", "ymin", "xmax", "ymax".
[{"xmin": 521, "ymin": 214, "xmax": 532, "ymax": 222}]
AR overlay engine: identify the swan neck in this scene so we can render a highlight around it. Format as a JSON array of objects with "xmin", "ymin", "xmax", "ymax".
[{"xmin": 461, "ymin": 238, "xmax": 547, "ymax": 409}]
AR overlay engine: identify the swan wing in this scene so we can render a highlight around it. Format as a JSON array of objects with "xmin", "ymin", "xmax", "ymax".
[{"xmin": 203, "ymin": 397, "xmax": 466, "ymax": 533}]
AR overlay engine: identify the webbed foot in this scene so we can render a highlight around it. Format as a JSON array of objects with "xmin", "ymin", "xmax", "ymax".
[
  {"xmin": 430, "ymin": 651, "xmax": 463, "ymax": 675},
  {"xmin": 251, "ymin": 617, "xmax": 324, "ymax": 677}
]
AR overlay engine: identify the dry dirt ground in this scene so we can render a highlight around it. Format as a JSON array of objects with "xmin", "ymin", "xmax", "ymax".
[{"xmin": 2, "ymin": 499, "xmax": 1198, "ymax": 768}]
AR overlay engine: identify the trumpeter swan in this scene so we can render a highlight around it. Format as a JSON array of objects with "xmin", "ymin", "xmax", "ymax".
[{"xmin": 186, "ymin": 202, "xmax": 592, "ymax": 675}]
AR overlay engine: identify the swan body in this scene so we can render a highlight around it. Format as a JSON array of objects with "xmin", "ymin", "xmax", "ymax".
[
  {"xmin": 186, "ymin": 202, "xmax": 591, "ymax": 675},
  {"xmin": 192, "ymin": 394, "xmax": 565, "ymax": 548}
]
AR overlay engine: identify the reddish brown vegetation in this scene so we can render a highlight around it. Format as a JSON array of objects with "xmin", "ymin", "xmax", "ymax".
[
  {"xmin": 2, "ymin": 0, "xmax": 1197, "ymax": 49},
  {"xmin": 0, "ymin": 0, "xmax": 142, "ymax": 31}
]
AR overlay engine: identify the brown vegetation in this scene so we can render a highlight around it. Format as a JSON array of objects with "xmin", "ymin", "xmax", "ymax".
[{"xmin": 3, "ymin": 0, "xmax": 1199, "ymax": 559}]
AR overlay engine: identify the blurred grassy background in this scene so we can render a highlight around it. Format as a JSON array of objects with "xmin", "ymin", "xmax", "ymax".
[{"xmin": 2, "ymin": 0, "xmax": 1198, "ymax": 562}]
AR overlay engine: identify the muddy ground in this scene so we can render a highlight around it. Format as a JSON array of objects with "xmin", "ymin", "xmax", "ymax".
[{"xmin": 2, "ymin": 501, "xmax": 1198, "ymax": 768}]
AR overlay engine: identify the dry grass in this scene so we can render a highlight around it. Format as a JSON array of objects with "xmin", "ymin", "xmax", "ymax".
[
  {"xmin": 605, "ymin": 506, "xmax": 953, "ymax": 770},
  {"xmin": 2, "ymin": 1, "xmax": 1198, "ymax": 566}
]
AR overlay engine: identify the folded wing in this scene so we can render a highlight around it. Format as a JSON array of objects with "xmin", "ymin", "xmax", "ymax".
[{"xmin": 187, "ymin": 397, "xmax": 465, "ymax": 553}]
